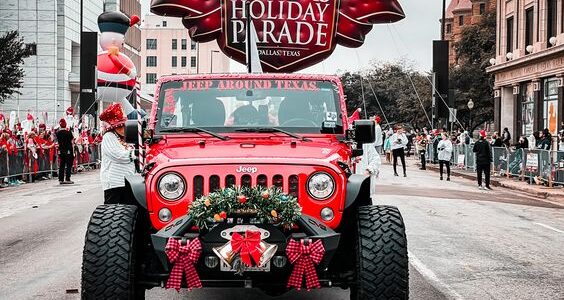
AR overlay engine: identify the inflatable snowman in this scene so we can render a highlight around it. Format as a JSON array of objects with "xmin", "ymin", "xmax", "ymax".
[{"xmin": 97, "ymin": 11, "xmax": 140, "ymax": 103}]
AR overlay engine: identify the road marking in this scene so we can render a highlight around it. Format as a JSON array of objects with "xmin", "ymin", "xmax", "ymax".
[
  {"xmin": 409, "ymin": 251, "xmax": 464, "ymax": 300},
  {"xmin": 534, "ymin": 222, "xmax": 564, "ymax": 233}
]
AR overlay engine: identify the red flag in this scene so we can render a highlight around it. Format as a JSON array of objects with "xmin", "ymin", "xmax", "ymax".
[{"xmin": 348, "ymin": 108, "xmax": 362, "ymax": 126}]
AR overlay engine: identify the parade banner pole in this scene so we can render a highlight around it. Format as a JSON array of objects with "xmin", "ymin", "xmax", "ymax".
[{"xmin": 135, "ymin": 80, "xmax": 144, "ymax": 170}]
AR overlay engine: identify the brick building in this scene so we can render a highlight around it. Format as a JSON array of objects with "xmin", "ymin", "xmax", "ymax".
[{"xmin": 443, "ymin": 0, "xmax": 496, "ymax": 66}]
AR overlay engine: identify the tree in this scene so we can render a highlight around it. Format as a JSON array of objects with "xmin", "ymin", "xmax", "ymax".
[
  {"xmin": 0, "ymin": 31, "xmax": 32, "ymax": 104},
  {"xmin": 451, "ymin": 12, "xmax": 496, "ymax": 132},
  {"xmin": 341, "ymin": 60, "xmax": 433, "ymax": 129}
]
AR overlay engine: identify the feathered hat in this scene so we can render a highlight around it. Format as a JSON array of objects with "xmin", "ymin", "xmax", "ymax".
[{"xmin": 100, "ymin": 103, "xmax": 127, "ymax": 131}]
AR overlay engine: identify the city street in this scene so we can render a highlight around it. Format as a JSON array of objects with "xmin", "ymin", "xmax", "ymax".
[{"xmin": 0, "ymin": 164, "xmax": 562, "ymax": 300}]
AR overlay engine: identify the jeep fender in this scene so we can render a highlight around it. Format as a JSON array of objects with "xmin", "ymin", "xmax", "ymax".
[
  {"xmin": 124, "ymin": 174, "xmax": 147, "ymax": 209},
  {"xmin": 344, "ymin": 174, "xmax": 371, "ymax": 210}
]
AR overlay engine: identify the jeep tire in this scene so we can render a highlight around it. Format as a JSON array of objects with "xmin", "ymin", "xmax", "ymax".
[
  {"xmin": 351, "ymin": 205, "xmax": 409, "ymax": 300},
  {"xmin": 81, "ymin": 205, "xmax": 145, "ymax": 300}
]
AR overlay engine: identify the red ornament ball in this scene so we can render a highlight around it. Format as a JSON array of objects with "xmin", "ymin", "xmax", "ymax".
[
  {"xmin": 219, "ymin": 211, "xmax": 227, "ymax": 219},
  {"xmin": 237, "ymin": 195, "xmax": 247, "ymax": 204}
]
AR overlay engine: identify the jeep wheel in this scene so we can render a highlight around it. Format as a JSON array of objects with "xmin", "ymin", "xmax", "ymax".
[
  {"xmin": 81, "ymin": 205, "xmax": 145, "ymax": 300},
  {"xmin": 351, "ymin": 205, "xmax": 408, "ymax": 300}
]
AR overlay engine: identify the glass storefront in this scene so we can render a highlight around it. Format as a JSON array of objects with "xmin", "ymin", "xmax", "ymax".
[
  {"xmin": 544, "ymin": 78, "xmax": 559, "ymax": 135},
  {"xmin": 521, "ymin": 82, "xmax": 535, "ymax": 136}
]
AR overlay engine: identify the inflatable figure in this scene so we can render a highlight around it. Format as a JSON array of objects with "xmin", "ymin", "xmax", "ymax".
[{"xmin": 97, "ymin": 11, "xmax": 140, "ymax": 102}]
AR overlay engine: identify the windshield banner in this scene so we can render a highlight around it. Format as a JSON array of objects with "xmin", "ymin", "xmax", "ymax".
[{"xmin": 150, "ymin": 0, "xmax": 405, "ymax": 73}]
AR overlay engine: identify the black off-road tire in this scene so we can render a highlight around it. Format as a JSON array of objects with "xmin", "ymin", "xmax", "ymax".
[
  {"xmin": 351, "ymin": 205, "xmax": 409, "ymax": 300},
  {"xmin": 81, "ymin": 204, "xmax": 145, "ymax": 300}
]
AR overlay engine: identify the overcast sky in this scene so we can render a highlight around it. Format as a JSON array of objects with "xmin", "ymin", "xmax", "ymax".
[{"xmin": 140, "ymin": 0, "xmax": 443, "ymax": 74}]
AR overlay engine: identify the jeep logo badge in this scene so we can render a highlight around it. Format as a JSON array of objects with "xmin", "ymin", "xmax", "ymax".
[{"xmin": 236, "ymin": 166, "xmax": 258, "ymax": 173}]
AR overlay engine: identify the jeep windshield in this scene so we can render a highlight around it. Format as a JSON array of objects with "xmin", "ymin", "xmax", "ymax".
[{"xmin": 155, "ymin": 79, "xmax": 343, "ymax": 134}]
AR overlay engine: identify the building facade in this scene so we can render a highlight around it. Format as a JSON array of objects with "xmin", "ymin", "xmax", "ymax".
[
  {"xmin": 0, "ymin": 0, "xmax": 140, "ymax": 127},
  {"xmin": 444, "ymin": 0, "xmax": 496, "ymax": 66},
  {"xmin": 140, "ymin": 15, "xmax": 230, "ymax": 97},
  {"xmin": 487, "ymin": 0, "xmax": 564, "ymax": 143},
  {"xmin": 0, "ymin": 0, "xmax": 102, "ymax": 125}
]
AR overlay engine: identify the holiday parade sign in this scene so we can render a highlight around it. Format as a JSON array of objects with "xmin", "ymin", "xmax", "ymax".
[{"xmin": 150, "ymin": 0, "xmax": 405, "ymax": 72}]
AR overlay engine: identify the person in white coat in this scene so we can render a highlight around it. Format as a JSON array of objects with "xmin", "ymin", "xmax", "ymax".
[
  {"xmin": 356, "ymin": 141, "xmax": 382, "ymax": 200},
  {"xmin": 437, "ymin": 133, "xmax": 453, "ymax": 181},
  {"xmin": 373, "ymin": 116, "xmax": 383, "ymax": 154}
]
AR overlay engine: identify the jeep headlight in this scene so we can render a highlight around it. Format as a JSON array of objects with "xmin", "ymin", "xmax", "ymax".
[
  {"xmin": 307, "ymin": 172, "xmax": 335, "ymax": 200},
  {"xmin": 158, "ymin": 173, "xmax": 186, "ymax": 201}
]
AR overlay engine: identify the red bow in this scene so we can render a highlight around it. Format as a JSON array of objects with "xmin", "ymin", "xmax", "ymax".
[
  {"xmin": 286, "ymin": 239, "xmax": 325, "ymax": 290},
  {"xmin": 230, "ymin": 231, "xmax": 262, "ymax": 267},
  {"xmin": 165, "ymin": 238, "xmax": 202, "ymax": 291}
]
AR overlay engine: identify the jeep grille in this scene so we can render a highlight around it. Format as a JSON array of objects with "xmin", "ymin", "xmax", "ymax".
[{"xmin": 192, "ymin": 174, "xmax": 299, "ymax": 199}]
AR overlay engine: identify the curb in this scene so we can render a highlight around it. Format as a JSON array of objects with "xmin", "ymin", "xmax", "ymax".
[{"xmin": 423, "ymin": 164, "xmax": 550, "ymax": 199}]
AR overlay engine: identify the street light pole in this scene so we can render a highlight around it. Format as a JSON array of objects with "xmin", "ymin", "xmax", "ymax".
[
  {"xmin": 441, "ymin": 0, "xmax": 447, "ymax": 40},
  {"xmin": 467, "ymin": 99, "xmax": 475, "ymax": 132}
]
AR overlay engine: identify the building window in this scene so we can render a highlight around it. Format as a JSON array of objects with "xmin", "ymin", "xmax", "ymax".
[
  {"xmin": 146, "ymin": 56, "xmax": 157, "ymax": 67},
  {"xmin": 181, "ymin": 56, "xmax": 187, "ymax": 67},
  {"xmin": 146, "ymin": 73, "xmax": 157, "ymax": 84},
  {"xmin": 191, "ymin": 56, "xmax": 197, "ymax": 68},
  {"xmin": 191, "ymin": 40, "xmax": 197, "ymax": 50},
  {"xmin": 479, "ymin": 3, "xmax": 486, "ymax": 15},
  {"xmin": 181, "ymin": 39, "xmax": 187, "ymax": 50},
  {"xmin": 521, "ymin": 83, "xmax": 535, "ymax": 136},
  {"xmin": 172, "ymin": 39, "xmax": 177, "ymax": 50},
  {"xmin": 506, "ymin": 17, "xmax": 514, "ymax": 54},
  {"xmin": 162, "ymin": 21, "xmax": 167, "ymax": 27},
  {"xmin": 547, "ymin": 0, "xmax": 557, "ymax": 47},
  {"xmin": 172, "ymin": 56, "xmax": 177, "ymax": 67},
  {"xmin": 446, "ymin": 24, "xmax": 452, "ymax": 34},
  {"xmin": 146, "ymin": 39, "xmax": 157, "ymax": 50},
  {"xmin": 459, "ymin": 15, "xmax": 464, "ymax": 26},
  {"xmin": 525, "ymin": 8, "xmax": 534, "ymax": 51},
  {"xmin": 544, "ymin": 78, "xmax": 559, "ymax": 134}
]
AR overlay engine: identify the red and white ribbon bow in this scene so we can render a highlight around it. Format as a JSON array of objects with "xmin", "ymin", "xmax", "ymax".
[
  {"xmin": 165, "ymin": 238, "xmax": 203, "ymax": 291},
  {"xmin": 286, "ymin": 239, "xmax": 325, "ymax": 290},
  {"xmin": 230, "ymin": 230, "xmax": 262, "ymax": 267}
]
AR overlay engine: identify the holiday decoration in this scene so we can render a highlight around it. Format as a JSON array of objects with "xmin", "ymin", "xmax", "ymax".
[
  {"xmin": 99, "ymin": 103, "xmax": 127, "ymax": 131},
  {"xmin": 286, "ymin": 239, "xmax": 325, "ymax": 290},
  {"xmin": 230, "ymin": 230, "xmax": 262, "ymax": 267},
  {"xmin": 97, "ymin": 11, "xmax": 140, "ymax": 102},
  {"xmin": 165, "ymin": 238, "xmax": 203, "ymax": 291},
  {"xmin": 150, "ymin": 0, "xmax": 404, "ymax": 72},
  {"xmin": 188, "ymin": 186, "xmax": 302, "ymax": 230}
]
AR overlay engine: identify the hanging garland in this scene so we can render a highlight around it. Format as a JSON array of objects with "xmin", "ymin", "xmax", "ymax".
[{"xmin": 188, "ymin": 186, "xmax": 302, "ymax": 229}]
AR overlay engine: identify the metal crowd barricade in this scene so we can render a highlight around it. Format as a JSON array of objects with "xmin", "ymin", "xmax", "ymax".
[
  {"xmin": 0, "ymin": 144, "xmax": 101, "ymax": 183},
  {"xmin": 554, "ymin": 151, "xmax": 564, "ymax": 185},
  {"xmin": 506, "ymin": 148, "xmax": 524, "ymax": 177},
  {"xmin": 492, "ymin": 147, "xmax": 509, "ymax": 176}
]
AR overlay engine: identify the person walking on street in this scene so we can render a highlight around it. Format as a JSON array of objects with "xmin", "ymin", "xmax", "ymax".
[
  {"xmin": 437, "ymin": 133, "xmax": 453, "ymax": 181},
  {"xmin": 417, "ymin": 133, "xmax": 428, "ymax": 170},
  {"xmin": 99, "ymin": 103, "xmax": 136, "ymax": 204},
  {"xmin": 391, "ymin": 125, "xmax": 408, "ymax": 177},
  {"xmin": 56, "ymin": 118, "xmax": 74, "ymax": 184},
  {"xmin": 374, "ymin": 116, "xmax": 383, "ymax": 154},
  {"xmin": 473, "ymin": 130, "xmax": 492, "ymax": 190},
  {"xmin": 502, "ymin": 128, "xmax": 511, "ymax": 147}
]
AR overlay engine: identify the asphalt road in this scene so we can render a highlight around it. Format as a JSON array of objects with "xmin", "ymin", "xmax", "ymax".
[{"xmin": 0, "ymin": 163, "xmax": 562, "ymax": 300}]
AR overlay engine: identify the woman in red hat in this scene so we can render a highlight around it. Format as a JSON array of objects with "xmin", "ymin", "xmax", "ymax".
[{"xmin": 99, "ymin": 103, "xmax": 136, "ymax": 204}]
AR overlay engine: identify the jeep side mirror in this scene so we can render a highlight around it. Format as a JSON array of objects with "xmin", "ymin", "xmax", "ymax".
[
  {"xmin": 353, "ymin": 120, "xmax": 375, "ymax": 144},
  {"xmin": 125, "ymin": 120, "xmax": 149, "ymax": 145}
]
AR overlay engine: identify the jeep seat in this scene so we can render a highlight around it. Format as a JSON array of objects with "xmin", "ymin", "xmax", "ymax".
[
  {"xmin": 278, "ymin": 98, "xmax": 312, "ymax": 125},
  {"xmin": 192, "ymin": 99, "xmax": 226, "ymax": 126}
]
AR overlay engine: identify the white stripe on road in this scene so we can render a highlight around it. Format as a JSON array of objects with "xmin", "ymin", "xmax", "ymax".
[
  {"xmin": 409, "ymin": 251, "xmax": 464, "ymax": 300},
  {"xmin": 534, "ymin": 222, "xmax": 564, "ymax": 233}
]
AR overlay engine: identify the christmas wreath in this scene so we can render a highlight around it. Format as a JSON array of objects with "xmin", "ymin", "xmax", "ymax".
[{"xmin": 188, "ymin": 186, "xmax": 302, "ymax": 229}]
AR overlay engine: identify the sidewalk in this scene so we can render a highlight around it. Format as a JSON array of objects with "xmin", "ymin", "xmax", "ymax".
[{"xmin": 416, "ymin": 160, "xmax": 564, "ymax": 201}]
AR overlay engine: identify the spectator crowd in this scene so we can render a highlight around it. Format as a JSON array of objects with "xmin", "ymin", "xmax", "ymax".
[{"xmin": 0, "ymin": 108, "xmax": 102, "ymax": 187}]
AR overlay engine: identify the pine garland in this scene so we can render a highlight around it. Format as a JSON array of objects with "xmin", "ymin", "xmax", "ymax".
[{"xmin": 188, "ymin": 186, "xmax": 302, "ymax": 230}]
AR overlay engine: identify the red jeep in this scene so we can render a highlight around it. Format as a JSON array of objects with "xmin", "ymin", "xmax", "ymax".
[{"xmin": 81, "ymin": 73, "xmax": 408, "ymax": 299}]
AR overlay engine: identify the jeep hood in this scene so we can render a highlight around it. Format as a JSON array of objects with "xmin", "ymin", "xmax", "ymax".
[{"xmin": 150, "ymin": 138, "xmax": 349, "ymax": 163}]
